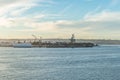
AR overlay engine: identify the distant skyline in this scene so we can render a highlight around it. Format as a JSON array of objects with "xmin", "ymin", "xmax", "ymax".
[{"xmin": 0, "ymin": 0, "xmax": 120, "ymax": 39}]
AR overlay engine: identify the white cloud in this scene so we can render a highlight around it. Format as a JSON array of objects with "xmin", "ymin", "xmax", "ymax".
[
  {"xmin": 0, "ymin": 0, "xmax": 54, "ymax": 17},
  {"xmin": 0, "ymin": 0, "xmax": 37, "ymax": 17},
  {"xmin": 82, "ymin": 11, "xmax": 120, "ymax": 38},
  {"xmin": 1, "ymin": 10, "xmax": 120, "ymax": 39},
  {"xmin": 84, "ymin": 11, "xmax": 120, "ymax": 21},
  {"xmin": 59, "ymin": 4, "xmax": 73, "ymax": 15},
  {"xmin": 0, "ymin": 0, "xmax": 56, "ymax": 30},
  {"xmin": 0, "ymin": 0, "xmax": 120, "ymax": 39}
]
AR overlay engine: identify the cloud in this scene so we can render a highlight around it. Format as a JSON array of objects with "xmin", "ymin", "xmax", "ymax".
[
  {"xmin": 81, "ymin": 11, "xmax": 120, "ymax": 38},
  {"xmin": 0, "ymin": 0, "xmax": 120, "ymax": 39},
  {"xmin": 59, "ymin": 4, "xmax": 73, "ymax": 15},
  {"xmin": 0, "ymin": 0, "xmax": 54, "ymax": 17},
  {"xmin": 1, "ymin": 10, "xmax": 120, "ymax": 39},
  {"xmin": 0, "ymin": 0, "xmax": 37, "ymax": 17},
  {"xmin": 84, "ymin": 11, "xmax": 120, "ymax": 21},
  {"xmin": 49, "ymin": 11, "xmax": 120, "ymax": 39},
  {"xmin": 0, "ymin": 0, "xmax": 57, "ymax": 30}
]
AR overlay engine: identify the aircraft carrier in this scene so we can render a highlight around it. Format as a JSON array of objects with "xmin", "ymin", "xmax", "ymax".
[
  {"xmin": 0, "ymin": 34, "xmax": 98, "ymax": 48},
  {"xmin": 31, "ymin": 34, "xmax": 97, "ymax": 48}
]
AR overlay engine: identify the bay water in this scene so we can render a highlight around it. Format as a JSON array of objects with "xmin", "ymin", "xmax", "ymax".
[{"xmin": 0, "ymin": 45, "xmax": 120, "ymax": 80}]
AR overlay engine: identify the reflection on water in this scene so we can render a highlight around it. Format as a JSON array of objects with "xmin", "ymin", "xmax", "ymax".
[{"xmin": 0, "ymin": 46, "xmax": 120, "ymax": 80}]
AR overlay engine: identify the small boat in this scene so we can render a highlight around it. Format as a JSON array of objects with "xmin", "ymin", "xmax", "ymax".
[{"xmin": 13, "ymin": 43, "xmax": 32, "ymax": 48}]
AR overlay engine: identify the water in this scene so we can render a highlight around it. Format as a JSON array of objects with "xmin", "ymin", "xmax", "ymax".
[{"xmin": 0, "ymin": 46, "xmax": 120, "ymax": 80}]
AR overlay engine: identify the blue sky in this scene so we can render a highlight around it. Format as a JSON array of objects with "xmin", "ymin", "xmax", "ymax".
[{"xmin": 0, "ymin": 0, "xmax": 120, "ymax": 39}]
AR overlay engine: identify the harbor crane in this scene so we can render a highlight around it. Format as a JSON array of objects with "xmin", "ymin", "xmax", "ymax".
[
  {"xmin": 32, "ymin": 35, "xmax": 42, "ymax": 46},
  {"xmin": 32, "ymin": 35, "xmax": 38, "ymax": 42}
]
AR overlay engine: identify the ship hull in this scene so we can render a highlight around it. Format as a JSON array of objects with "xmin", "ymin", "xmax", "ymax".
[{"xmin": 13, "ymin": 43, "xmax": 32, "ymax": 48}]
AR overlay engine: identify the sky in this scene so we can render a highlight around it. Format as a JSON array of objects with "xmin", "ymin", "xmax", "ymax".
[{"xmin": 0, "ymin": 0, "xmax": 120, "ymax": 39}]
